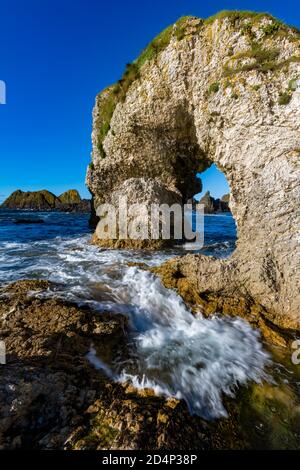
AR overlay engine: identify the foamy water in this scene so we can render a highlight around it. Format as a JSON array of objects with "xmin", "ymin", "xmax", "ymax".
[
  {"xmin": 96, "ymin": 267, "xmax": 270, "ymax": 418},
  {"xmin": 0, "ymin": 210, "xmax": 271, "ymax": 418}
]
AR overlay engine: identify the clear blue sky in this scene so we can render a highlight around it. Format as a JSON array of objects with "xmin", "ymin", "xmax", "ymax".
[{"xmin": 0, "ymin": 0, "xmax": 299, "ymax": 202}]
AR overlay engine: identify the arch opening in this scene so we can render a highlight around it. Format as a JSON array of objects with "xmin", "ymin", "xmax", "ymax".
[{"xmin": 187, "ymin": 164, "xmax": 237, "ymax": 259}]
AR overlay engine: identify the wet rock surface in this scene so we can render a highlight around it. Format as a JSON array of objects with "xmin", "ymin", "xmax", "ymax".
[
  {"xmin": 152, "ymin": 257, "xmax": 298, "ymax": 347},
  {"xmin": 0, "ymin": 280, "xmax": 127, "ymax": 449},
  {"xmin": 0, "ymin": 281, "xmax": 220, "ymax": 449}
]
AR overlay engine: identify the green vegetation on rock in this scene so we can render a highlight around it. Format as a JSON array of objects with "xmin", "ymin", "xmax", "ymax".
[
  {"xmin": 93, "ymin": 16, "xmax": 204, "ymax": 157},
  {"xmin": 278, "ymin": 91, "xmax": 292, "ymax": 105},
  {"xmin": 240, "ymin": 22, "xmax": 255, "ymax": 40},
  {"xmin": 93, "ymin": 22, "xmax": 174, "ymax": 158},
  {"xmin": 1, "ymin": 189, "xmax": 90, "ymax": 212},
  {"xmin": 224, "ymin": 44, "xmax": 281, "ymax": 76},
  {"xmin": 93, "ymin": 11, "xmax": 300, "ymax": 161},
  {"xmin": 1, "ymin": 189, "xmax": 57, "ymax": 210},
  {"xmin": 261, "ymin": 21, "xmax": 281, "ymax": 36},
  {"xmin": 204, "ymin": 10, "xmax": 299, "ymax": 37},
  {"xmin": 288, "ymin": 76, "xmax": 299, "ymax": 91},
  {"xmin": 208, "ymin": 82, "xmax": 220, "ymax": 94},
  {"xmin": 58, "ymin": 189, "xmax": 81, "ymax": 204},
  {"xmin": 174, "ymin": 16, "xmax": 203, "ymax": 40},
  {"xmin": 204, "ymin": 10, "xmax": 282, "ymax": 26}
]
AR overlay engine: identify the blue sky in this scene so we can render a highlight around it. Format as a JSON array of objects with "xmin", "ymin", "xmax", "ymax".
[{"xmin": 0, "ymin": 0, "xmax": 299, "ymax": 202}]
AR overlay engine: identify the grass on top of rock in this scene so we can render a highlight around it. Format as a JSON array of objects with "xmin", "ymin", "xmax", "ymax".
[
  {"xmin": 93, "ymin": 12, "xmax": 300, "ymax": 159},
  {"xmin": 94, "ymin": 23, "xmax": 176, "ymax": 157},
  {"xmin": 223, "ymin": 42, "xmax": 300, "ymax": 76},
  {"xmin": 204, "ymin": 10, "xmax": 283, "ymax": 26},
  {"xmin": 204, "ymin": 10, "xmax": 300, "ymax": 36},
  {"xmin": 173, "ymin": 15, "xmax": 203, "ymax": 40},
  {"xmin": 93, "ymin": 17, "xmax": 201, "ymax": 158}
]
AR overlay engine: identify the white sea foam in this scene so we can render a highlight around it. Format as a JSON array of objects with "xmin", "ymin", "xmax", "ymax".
[
  {"xmin": 1, "ymin": 227, "xmax": 270, "ymax": 419},
  {"xmin": 86, "ymin": 345, "xmax": 115, "ymax": 378}
]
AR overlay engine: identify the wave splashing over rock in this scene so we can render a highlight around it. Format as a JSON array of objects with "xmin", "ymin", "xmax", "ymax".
[
  {"xmin": 114, "ymin": 267, "xmax": 271, "ymax": 419},
  {"xmin": 0, "ymin": 210, "xmax": 270, "ymax": 419}
]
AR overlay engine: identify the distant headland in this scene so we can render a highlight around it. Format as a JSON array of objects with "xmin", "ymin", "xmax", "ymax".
[{"xmin": 1, "ymin": 189, "xmax": 91, "ymax": 213}]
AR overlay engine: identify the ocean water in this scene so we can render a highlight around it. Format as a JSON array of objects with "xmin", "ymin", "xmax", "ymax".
[{"xmin": 0, "ymin": 210, "xmax": 274, "ymax": 419}]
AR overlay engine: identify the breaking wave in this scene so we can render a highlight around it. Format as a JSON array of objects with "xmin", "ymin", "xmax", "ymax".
[
  {"xmin": 0, "ymin": 210, "xmax": 270, "ymax": 418},
  {"xmin": 91, "ymin": 267, "xmax": 271, "ymax": 419}
]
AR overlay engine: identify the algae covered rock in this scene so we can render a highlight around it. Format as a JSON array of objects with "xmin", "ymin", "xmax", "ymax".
[
  {"xmin": 1, "ymin": 189, "xmax": 57, "ymax": 210},
  {"xmin": 58, "ymin": 189, "xmax": 81, "ymax": 205}
]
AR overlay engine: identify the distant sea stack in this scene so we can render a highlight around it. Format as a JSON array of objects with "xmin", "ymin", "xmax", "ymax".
[
  {"xmin": 58, "ymin": 189, "xmax": 81, "ymax": 205},
  {"xmin": 198, "ymin": 191, "xmax": 230, "ymax": 214},
  {"xmin": 1, "ymin": 189, "xmax": 91, "ymax": 213}
]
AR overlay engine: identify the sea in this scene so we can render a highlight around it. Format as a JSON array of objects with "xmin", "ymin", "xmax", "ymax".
[{"xmin": 0, "ymin": 209, "xmax": 299, "ymax": 437}]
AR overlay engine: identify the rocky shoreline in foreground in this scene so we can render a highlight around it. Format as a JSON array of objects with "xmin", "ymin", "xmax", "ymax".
[
  {"xmin": 0, "ymin": 279, "xmax": 299, "ymax": 450},
  {"xmin": 0, "ymin": 280, "xmax": 242, "ymax": 450}
]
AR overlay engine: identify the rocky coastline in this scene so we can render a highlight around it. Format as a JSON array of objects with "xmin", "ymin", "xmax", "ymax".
[
  {"xmin": 0, "ymin": 280, "xmax": 247, "ymax": 450},
  {"xmin": 1, "ymin": 280, "xmax": 299, "ymax": 449},
  {"xmin": 1, "ymin": 10, "xmax": 300, "ymax": 451}
]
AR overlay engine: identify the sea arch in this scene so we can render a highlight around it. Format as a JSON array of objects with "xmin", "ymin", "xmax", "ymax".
[{"xmin": 87, "ymin": 14, "xmax": 300, "ymax": 332}]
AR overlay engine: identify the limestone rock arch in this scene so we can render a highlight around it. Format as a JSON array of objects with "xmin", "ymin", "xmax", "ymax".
[{"xmin": 87, "ymin": 13, "xmax": 300, "ymax": 332}]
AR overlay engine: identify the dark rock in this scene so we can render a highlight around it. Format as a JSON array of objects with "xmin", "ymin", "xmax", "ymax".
[
  {"xmin": 77, "ymin": 199, "xmax": 92, "ymax": 213},
  {"xmin": 198, "ymin": 191, "xmax": 215, "ymax": 214},
  {"xmin": 197, "ymin": 191, "xmax": 230, "ymax": 214},
  {"xmin": 57, "ymin": 199, "xmax": 91, "ymax": 213},
  {"xmin": 14, "ymin": 218, "xmax": 44, "ymax": 225}
]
